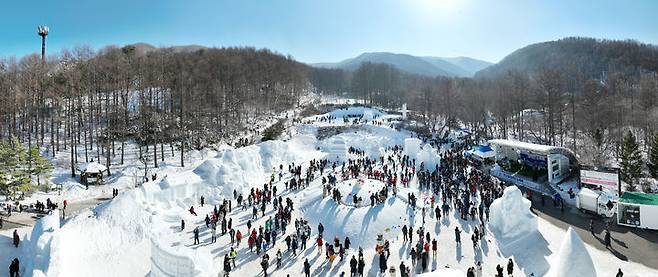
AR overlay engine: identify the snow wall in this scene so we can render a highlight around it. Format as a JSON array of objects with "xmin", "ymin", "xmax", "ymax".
[
  {"xmin": 403, "ymin": 138, "xmax": 440, "ymax": 170},
  {"xmin": 489, "ymin": 186, "xmax": 538, "ymax": 242},
  {"xmin": 149, "ymin": 238, "xmax": 213, "ymax": 277}
]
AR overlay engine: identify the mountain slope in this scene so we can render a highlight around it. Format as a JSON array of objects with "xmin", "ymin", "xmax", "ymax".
[
  {"xmin": 314, "ymin": 52, "xmax": 491, "ymax": 77},
  {"xmin": 475, "ymin": 37, "xmax": 658, "ymax": 79}
]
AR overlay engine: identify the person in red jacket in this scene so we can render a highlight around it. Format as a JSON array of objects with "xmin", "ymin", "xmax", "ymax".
[
  {"xmin": 316, "ymin": 236, "xmax": 324, "ymax": 254},
  {"xmin": 236, "ymin": 230, "xmax": 243, "ymax": 247}
]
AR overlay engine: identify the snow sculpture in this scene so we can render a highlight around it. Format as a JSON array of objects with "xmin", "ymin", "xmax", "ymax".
[
  {"xmin": 547, "ymin": 227, "xmax": 597, "ymax": 277},
  {"xmin": 489, "ymin": 186, "xmax": 538, "ymax": 241}
]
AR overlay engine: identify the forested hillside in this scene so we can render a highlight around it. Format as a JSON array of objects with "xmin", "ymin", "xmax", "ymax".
[
  {"xmin": 0, "ymin": 45, "xmax": 309, "ymax": 173},
  {"xmin": 476, "ymin": 37, "xmax": 658, "ymax": 80}
]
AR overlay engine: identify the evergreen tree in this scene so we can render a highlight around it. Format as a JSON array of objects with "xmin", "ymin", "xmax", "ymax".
[
  {"xmin": 649, "ymin": 133, "xmax": 658, "ymax": 179},
  {"xmin": 0, "ymin": 137, "xmax": 52, "ymax": 198},
  {"xmin": 620, "ymin": 131, "xmax": 643, "ymax": 191},
  {"xmin": 29, "ymin": 147, "xmax": 53, "ymax": 188}
]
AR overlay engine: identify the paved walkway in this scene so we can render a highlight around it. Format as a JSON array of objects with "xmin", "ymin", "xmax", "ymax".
[
  {"xmin": 529, "ymin": 195, "xmax": 658, "ymax": 270},
  {"xmin": 0, "ymin": 196, "xmax": 112, "ymax": 231}
]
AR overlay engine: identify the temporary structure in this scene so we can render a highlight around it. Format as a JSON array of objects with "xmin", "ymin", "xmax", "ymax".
[
  {"xmin": 77, "ymin": 161, "xmax": 108, "ymax": 185},
  {"xmin": 617, "ymin": 192, "xmax": 658, "ymax": 230}
]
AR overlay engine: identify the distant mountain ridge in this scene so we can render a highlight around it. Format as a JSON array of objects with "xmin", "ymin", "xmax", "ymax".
[
  {"xmin": 475, "ymin": 37, "xmax": 658, "ymax": 79},
  {"xmin": 313, "ymin": 52, "xmax": 492, "ymax": 77}
]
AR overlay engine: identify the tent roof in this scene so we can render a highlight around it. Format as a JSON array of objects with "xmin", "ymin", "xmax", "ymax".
[
  {"xmin": 477, "ymin": 145, "xmax": 493, "ymax": 153},
  {"xmin": 619, "ymin": 192, "xmax": 658, "ymax": 206},
  {"xmin": 77, "ymin": 162, "xmax": 107, "ymax": 173}
]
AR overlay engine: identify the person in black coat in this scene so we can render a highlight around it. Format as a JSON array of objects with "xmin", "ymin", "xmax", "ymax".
[
  {"xmin": 496, "ymin": 264, "xmax": 504, "ymax": 277},
  {"xmin": 379, "ymin": 253, "xmax": 387, "ymax": 273},
  {"xmin": 12, "ymin": 230, "xmax": 19, "ymax": 248},
  {"xmin": 223, "ymin": 254, "xmax": 231, "ymax": 276},
  {"xmin": 399, "ymin": 261, "xmax": 408, "ymax": 277},
  {"xmin": 358, "ymin": 256, "xmax": 365, "ymax": 276},
  {"xmin": 616, "ymin": 268, "xmax": 624, "ymax": 277},
  {"xmin": 349, "ymin": 256, "xmax": 357, "ymax": 276},
  {"xmin": 9, "ymin": 258, "xmax": 19, "ymax": 277},
  {"xmin": 303, "ymin": 259, "xmax": 311, "ymax": 277},
  {"xmin": 605, "ymin": 230, "xmax": 612, "ymax": 249},
  {"xmin": 454, "ymin": 227, "xmax": 461, "ymax": 244},
  {"xmin": 507, "ymin": 258, "xmax": 514, "ymax": 276}
]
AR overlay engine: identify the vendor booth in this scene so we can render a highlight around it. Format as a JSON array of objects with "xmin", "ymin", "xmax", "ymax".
[
  {"xmin": 464, "ymin": 145, "xmax": 495, "ymax": 162},
  {"xmin": 617, "ymin": 192, "xmax": 658, "ymax": 230}
]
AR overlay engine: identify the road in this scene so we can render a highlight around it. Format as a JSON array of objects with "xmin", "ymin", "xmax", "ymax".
[
  {"xmin": 529, "ymin": 194, "xmax": 658, "ymax": 270},
  {"xmin": 0, "ymin": 196, "xmax": 112, "ymax": 231}
]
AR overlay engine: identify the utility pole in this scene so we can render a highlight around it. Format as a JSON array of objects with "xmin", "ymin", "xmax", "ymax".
[{"xmin": 37, "ymin": 26, "xmax": 49, "ymax": 65}]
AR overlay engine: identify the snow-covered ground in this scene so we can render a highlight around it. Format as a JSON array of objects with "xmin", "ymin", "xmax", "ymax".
[{"xmin": 2, "ymin": 105, "xmax": 656, "ymax": 277}]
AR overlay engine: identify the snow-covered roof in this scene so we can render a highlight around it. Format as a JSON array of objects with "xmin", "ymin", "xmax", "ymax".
[
  {"xmin": 488, "ymin": 139, "xmax": 574, "ymax": 157},
  {"xmin": 77, "ymin": 162, "xmax": 108, "ymax": 174}
]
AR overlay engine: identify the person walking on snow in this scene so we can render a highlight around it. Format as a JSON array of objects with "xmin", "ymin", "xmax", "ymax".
[
  {"xmin": 13, "ymin": 230, "xmax": 20, "ymax": 247},
  {"xmin": 507, "ymin": 258, "xmax": 514, "ymax": 277},
  {"xmin": 454, "ymin": 227, "xmax": 461, "ymax": 244},
  {"xmin": 303, "ymin": 259, "xmax": 311, "ymax": 277},
  {"xmin": 211, "ymin": 226, "xmax": 217, "ymax": 243},
  {"xmin": 193, "ymin": 227, "xmax": 200, "ymax": 245},
  {"xmin": 223, "ymin": 254, "xmax": 231, "ymax": 276},
  {"xmin": 616, "ymin": 268, "xmax": 624, "ymax": 277}
]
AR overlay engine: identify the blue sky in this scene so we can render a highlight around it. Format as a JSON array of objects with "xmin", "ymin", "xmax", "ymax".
[{"xmin": 2, "ymin": 0, "xmax": 657, "ymax": 63}]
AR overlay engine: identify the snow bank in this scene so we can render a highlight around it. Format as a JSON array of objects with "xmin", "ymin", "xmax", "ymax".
[
  {"xmin": 547, "ymin": 227, "xmax": 596, "ymax": 277},
  {"xmin": 489, "ymin": 186, "xmax": 538, "ymax": 242},
  {"xmin": 24, "ymin": 210, "xmax": 60, "ymax": 276},
  {"xmin": 42, "ymin": 191, "xmax": 153, "ymax": 276},
  {"xmin": 150, "ymin": 238, "xmax": 214, "ymax": 277},
  {"xmin": 403, "ymin": 138, "xmax": 440, "ymax": 170}
]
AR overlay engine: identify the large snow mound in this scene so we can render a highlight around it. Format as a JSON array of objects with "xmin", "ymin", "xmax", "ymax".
[
  {"xmin": 24, "ymin": 210, "xmax": 60, "ymax": 276},
  {"xmin": 489, "ymin": 186, "xmax": 538, "ymax": 241},
  {"xmin": 41, "ymin": 191, "xmax": 153, "ymax": 277},
  {"xmin": 547, "ymin": 227, "xmax": 597, "ymax": 277}
]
